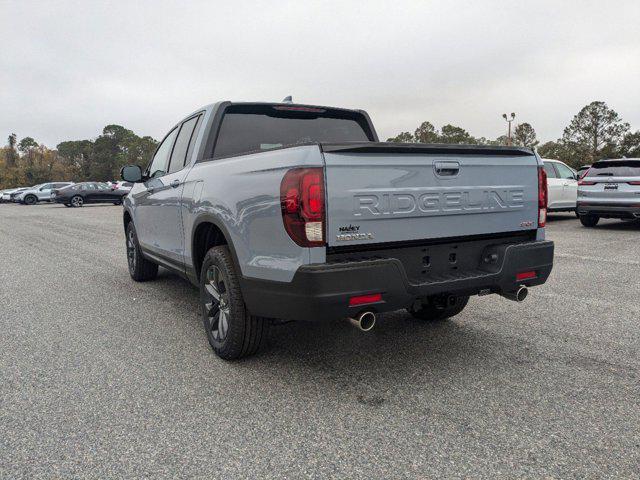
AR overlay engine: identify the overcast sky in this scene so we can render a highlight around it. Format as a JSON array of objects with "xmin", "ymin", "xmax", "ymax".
[{"xmin": 1, "ymin": 0, "xmax": 639, "ymax": 146}]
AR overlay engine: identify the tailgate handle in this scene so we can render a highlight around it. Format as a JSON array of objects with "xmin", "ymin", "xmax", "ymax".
[{"xmin": 434, "ymin": 161, "xmax": 460, "ymax": 178}]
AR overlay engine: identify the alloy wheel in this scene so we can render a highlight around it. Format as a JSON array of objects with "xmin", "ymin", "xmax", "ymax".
[
  {"xmin": 71, "ymin": 196, "xmax": 83, "ymax": 207},
  {"xmin": 203, "ymin": 265, "xmax": 230, "ymax": 342}
]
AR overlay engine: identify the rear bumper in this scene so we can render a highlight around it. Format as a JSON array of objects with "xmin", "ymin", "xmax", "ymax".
[
  {"xmin": 577, "ymin": 202, "xmax": 640, "ymax": 219},
  {"xmin": 241, "ymin": 240, "xmax": 554, "ymax": 322}
]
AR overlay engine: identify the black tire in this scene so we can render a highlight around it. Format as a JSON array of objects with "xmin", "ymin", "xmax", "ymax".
[
  {"xmin": 200, "ymin": 246, "xmax": 269, "ymax": 360},
  {"xmin": 126, "ymin": 222, "xmax": 158, "ymax": 281},
  {"xmin": 574, "ymin": 209, "xmax": 580, "ymax": 219},
  {"xmin": 70, "ymin": 195, "xmax": 84, "ymax": 207},
  {"xmin": 23, "ymin": 195, "xmax": 37, "ymax": 205},
  {"xmin": 408, "ymin": 295, "xmax": 469, "ymax": 322},
  {"xmin": 580, "ymin": 215, "xmax": 599, "ymax": 227},
  {"xmin": 113, "ymin": 200, "xmax": 122, "ymax": 206}
]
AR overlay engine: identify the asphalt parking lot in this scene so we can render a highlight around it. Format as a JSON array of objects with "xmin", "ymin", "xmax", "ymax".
[{"xmin": 1, "ymin": 203, "xmax": 639, "ymax": 478}]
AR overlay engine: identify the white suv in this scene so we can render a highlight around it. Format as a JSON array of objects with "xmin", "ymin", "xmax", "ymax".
[{"xmin": 542, "ymin": 159, "xmax": 578, "ymax": 214}]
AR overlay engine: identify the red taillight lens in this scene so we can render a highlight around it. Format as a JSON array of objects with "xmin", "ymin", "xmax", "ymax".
[
  {"xmin": 578, "ymin": 167, "xmax": 594, "ymax": 185},
  {"xmin": 349, "ymin": 293, "xmax": 382, "ymax": 306},
  {"xmin": 628, "ymin": 181, "xmax": 640, "ymax": 185},
  {"xmin": 516, "ymin": 270, "xmax": 537, "ymax": 281},
  {"xmin": 280, "ymin": 168, "xmax": 325, "ymax": 247},
  {"xmin": 538, "ymin": 166, "xmax": 548, "ymax": 227}
]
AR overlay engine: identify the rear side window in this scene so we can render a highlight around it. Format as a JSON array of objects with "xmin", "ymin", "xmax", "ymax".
[
  {"xmin": 543, "ymin": 163, "xmax": 558, "ymax": 179},
  {"xmin": 587, "ymin": 160, "xmax": 640, "ymax": 177},
  {"xmin": 168, "ymin": 115, "xmax": 202, "ymax": 174},
  {"xmin": 555, "ymin": 163, "xmax": 575, "ymax": 179},
  {"xmin": 212, "ymin": 104, "xmax": 373, "ymax": 158}
]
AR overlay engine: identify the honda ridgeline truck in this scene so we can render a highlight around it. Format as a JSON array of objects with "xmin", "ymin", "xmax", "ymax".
[{"xmin": 121, "ymin": 101, "xmax": 554, "ymax": 359}]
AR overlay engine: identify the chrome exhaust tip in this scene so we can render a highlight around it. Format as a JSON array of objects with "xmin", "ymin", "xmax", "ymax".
[
  {"xmin": 347, "ymin": 311, "xmax": 376, "ymax": 332},
  {"xmin": 501, "ymin": 285, "xmax": 528, "ymax": 302}
]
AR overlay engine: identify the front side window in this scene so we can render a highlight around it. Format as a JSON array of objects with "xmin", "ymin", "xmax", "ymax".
[
  {"xmin": 555, "ymin": 163, "xmax": 575, "ymax": 179},
  {"xmin": 543, "ymin": 163, "xmax": 558, "ymax": 179},
  {"xmin": 148, "ymin": 127, "xmax": 179, "ymax": 178},
  {"xmin": 168, "ymin": 115, "xmax": 201, "ymax": 174}
]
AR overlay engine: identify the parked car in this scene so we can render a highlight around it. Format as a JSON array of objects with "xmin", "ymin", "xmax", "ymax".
[
  {"xmin": 1, "ymin": 188, "xmax": 25, "ymax": 203},
  {"xmin": 577, "ymin": 164, "xmax": 591, "ymax": 179},
  {"xmin": 110, "ymin": 181, "xmax": 134, "ymax": 192},
  {"xmin": 16, "ymin": 182, "xmax": 74, "ymax": 205},
  {"xmin": 577, "ymin": 158, "xmax": 640, "ymax": 227},
  {"xmin": 120, "ymin": 100, "xmax": 554, "ymax": 360},
  {"xmin": 542, "ymin": 159, "xmax": 578, "ymax": 214},
  {"xmin": 9, "ymin": 188, "xmax": 30, "ymax": 202},
  {"xmin": 52, "ymin": 182, "xmax": 129, "ymax": 207}
]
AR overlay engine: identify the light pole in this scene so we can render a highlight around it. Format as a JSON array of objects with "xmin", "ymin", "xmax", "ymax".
[{"xmin": 502, "ymin": 112, "xmax": 516, "ymax": 146}]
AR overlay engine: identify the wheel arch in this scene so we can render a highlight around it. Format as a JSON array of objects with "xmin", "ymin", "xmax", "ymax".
[{"xmin": 191, "ymin": 214, "xmax": 241, "ymax": 283}]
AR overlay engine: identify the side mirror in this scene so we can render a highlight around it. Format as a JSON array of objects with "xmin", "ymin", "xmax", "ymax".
[{"xmin": 121, "ymin": 165, "xmax": 143, "ymax": 183}]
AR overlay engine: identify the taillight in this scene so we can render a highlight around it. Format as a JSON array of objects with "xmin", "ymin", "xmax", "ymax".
[
  {"xmin": 628, "ymin": 181, "xmax": 640, "ymax": 185},
  {"xmin": 538, "ymin": 166, "xmax": 548, "ymax": 227},
  {"xmin": 280, "ymin": 168, "xmax": 325, "ymax": 247},
  {"xmin": 578, "ymin": 167, "xmax": 594, "ymax": 185}
]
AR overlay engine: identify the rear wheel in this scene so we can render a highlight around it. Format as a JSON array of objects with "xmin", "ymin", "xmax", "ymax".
[
  {"xmin": 70, "ymin": 195, "xmax": 84, "ymax": 207},
  {"xmin": 408, "ymin": 295, "xmax": 469, "ymax": 322},
  {"xmin": 126, "ymin": 222, "xmax": 158, "ymax": 281},
  {"xmin": 23, "ymin": 195, "xmax": 37, "ymax": 205},
  {"xmin": 200, "ymin": 246, "xmax": 269, "ymax": 360},
  {"xmin": 580, "ymin": 214, "xmax": 599, "ymax": 227}
]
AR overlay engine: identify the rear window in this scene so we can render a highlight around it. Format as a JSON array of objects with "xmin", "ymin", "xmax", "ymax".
[
  {"xmin": 212, "ymin": 104, "xmax": 373, "ymax": 158},
  {"xmin": 587, "ymin": 160, "xmax": 640, "ymax": 177}
]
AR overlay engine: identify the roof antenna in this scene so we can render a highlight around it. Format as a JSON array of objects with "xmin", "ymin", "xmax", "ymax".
[{"xmin": 282, "ymin": 95, "xmax": 293, "ymax": 104}]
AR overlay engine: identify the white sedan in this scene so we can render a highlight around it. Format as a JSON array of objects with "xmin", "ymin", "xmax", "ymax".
[{"xmin": 542, "ymin": 159, "xmax": 578, "ymax": 213}]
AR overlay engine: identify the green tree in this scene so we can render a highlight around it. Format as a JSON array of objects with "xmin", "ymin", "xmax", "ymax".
[
  {"xmin": 414, "ymin": 121, "xmax": 439, "ymax": 143},
  {"xmin": 513, "ymin": 123, "xmax": 538, "ymax": 147},
  {"xmin": 387, "ymin": 132, "xmax": 415, "ymax": 143},
  {"xmin": 6, "ymin": 133, "xmax": 18, "ymax": 167},
  {"xmin": 17, "ymin": 137, "xmax": 39, "ymax": 153},
  {"xmin": 438, "ymin": 124, "xmax": 477, "ymax": 144},
  {"xmin": 618, "ymin": 131, "xmax": 640, "ymax": 158},
  {"xmin": 562, "ymin": 101, "xmax": 629, "ymax": 164}
]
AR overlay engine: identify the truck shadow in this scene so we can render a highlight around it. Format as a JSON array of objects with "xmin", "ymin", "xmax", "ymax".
[{"xmin": 151, "ymin": 268, "xmax": 515, "ymax": 392}]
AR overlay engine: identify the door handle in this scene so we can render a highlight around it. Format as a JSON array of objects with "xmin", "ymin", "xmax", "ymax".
[
  {"xmin": 434, "ymin": 161, "xmax": 460, "ymax": 177},
  {"xmin": 170, "ymin": 179, "xmax": 181, "ymax": 188}
]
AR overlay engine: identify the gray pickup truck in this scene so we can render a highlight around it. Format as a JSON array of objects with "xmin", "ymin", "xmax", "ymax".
[{"xmin": 121, "ymin": 101, "xmax": 554, "ymax": 359}]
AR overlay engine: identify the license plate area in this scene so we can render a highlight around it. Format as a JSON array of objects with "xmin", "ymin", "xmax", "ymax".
[{"xmin": 604, "ymin": 183, "xmax": 619, "ymax": 190}]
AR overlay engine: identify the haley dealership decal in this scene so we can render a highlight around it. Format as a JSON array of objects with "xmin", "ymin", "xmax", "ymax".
[{"xmin": 336, "ymin": 224, "xmax": 374, "ymax": 242}]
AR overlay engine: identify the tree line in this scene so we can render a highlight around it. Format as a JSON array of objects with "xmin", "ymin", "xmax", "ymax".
[
  {"xmin": 2, "ymin": 100, "xmax": 639, "ymax": 189},
  {"xmin": 0, "ymin": 125, "xmax": 157, "ymax": 189},
  {"xmin": 387, "ymin": 101, "xmax": 640, "ymax": 168}
]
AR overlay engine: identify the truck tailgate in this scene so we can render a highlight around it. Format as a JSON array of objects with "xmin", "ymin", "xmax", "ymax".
[{"xmin": 322, "ymin": 143, "xmax": 540, "ymax": 247}]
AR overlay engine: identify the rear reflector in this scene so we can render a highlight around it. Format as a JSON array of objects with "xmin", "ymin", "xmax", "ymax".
[
  {"xmin": 516, "ymin": 271, "xmax": 536, "ymax": 281},
  {"xmin": 349, "ymin": 293, "xmax": 383, "ymax": 306}
]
